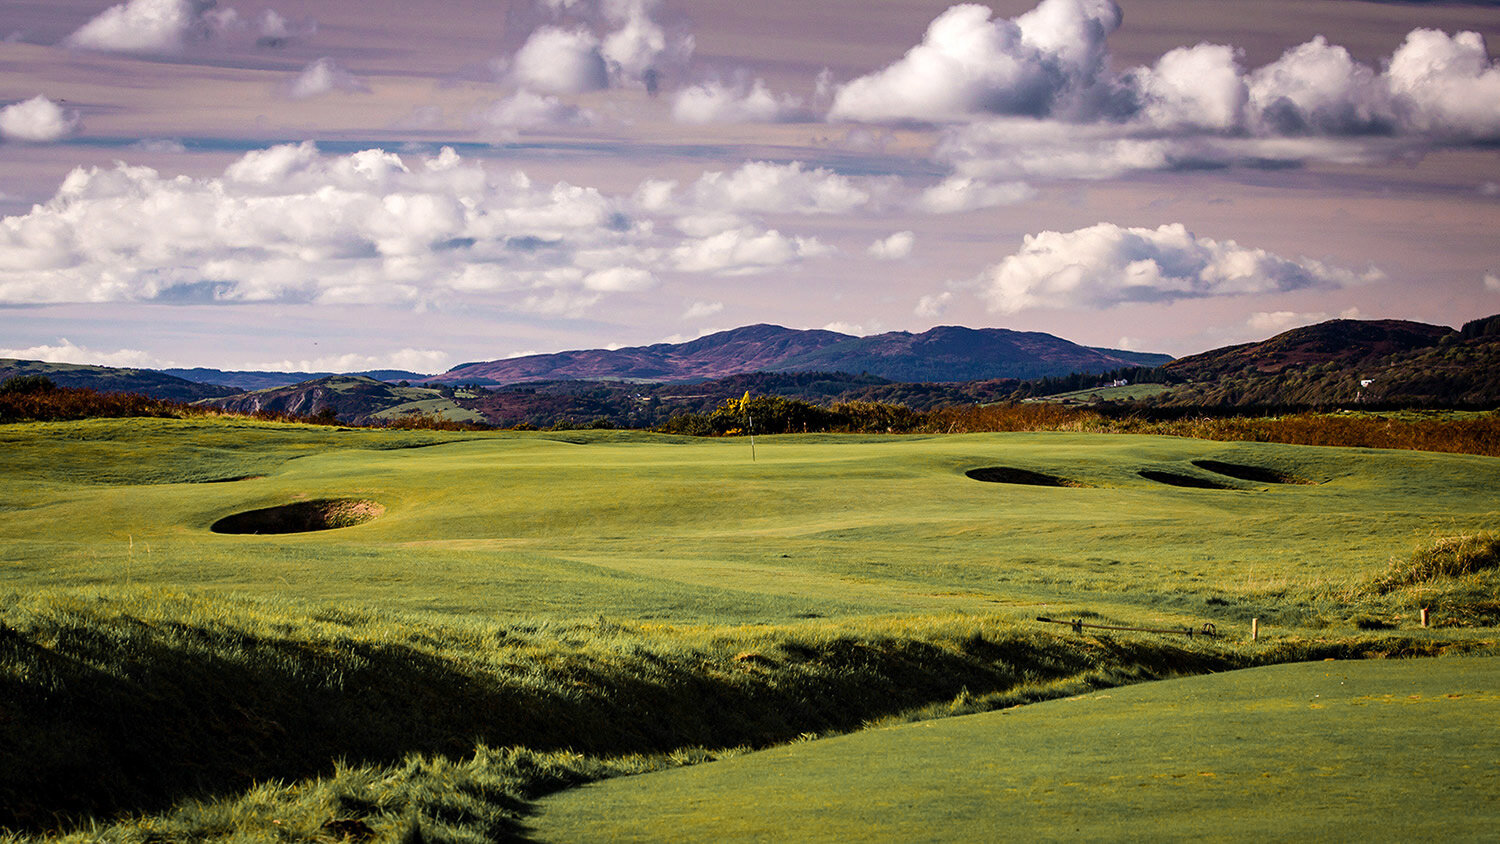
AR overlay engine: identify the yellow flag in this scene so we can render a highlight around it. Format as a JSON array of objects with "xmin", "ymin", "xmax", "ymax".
[{"xmin": 740, "ymin": 390, "xmax": 751, "ymax": 412}]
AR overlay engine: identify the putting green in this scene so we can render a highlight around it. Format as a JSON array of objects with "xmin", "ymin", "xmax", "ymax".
[{"xmin": 532, "ymin": 657, "xmax": 1500, "ymax": 841}]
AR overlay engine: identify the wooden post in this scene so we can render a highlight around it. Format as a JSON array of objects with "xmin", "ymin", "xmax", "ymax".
[
  {"xmin": 1420, "ymin": 608, "xmax": 1429, "ymax": 628},
  {"xmin": 1251, "ymin": 618, "xmax": 1259, "ymax": 641}
]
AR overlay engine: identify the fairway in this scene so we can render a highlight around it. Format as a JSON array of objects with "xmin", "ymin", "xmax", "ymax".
[
  {"xmin": 2, "ymin": 417, "xmax": 1498, "ymax": 840},
  {"xmin": 532, "ymin": 657, "xmax": 1500, "ymax": 842},
  {"xmin": 2, "ymin": 418, "xmax": 1497, "ymax": 626}
]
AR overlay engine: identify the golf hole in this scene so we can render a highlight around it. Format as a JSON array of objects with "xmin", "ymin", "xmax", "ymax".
[
  {"xmin": 965, "ymin": 467, "xmax": 1088, "ymax": 487},
  {"xmin": 211, "ymin": 498, "xmax": 385, "ymax": 535},
  {"xmin": 1137, "ymin": 470, "xmax": 1236, "ymax": 490},
  {"xmin": 1191, "ymin": 459, "xmax": 1315, "ymax": 485}
]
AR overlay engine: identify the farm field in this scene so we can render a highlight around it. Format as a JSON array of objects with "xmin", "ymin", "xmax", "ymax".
[
  {"xmin": 534, "ymin": 656, "xmax": 1500, "ymax": 842},
  {"xmin": 1, "ymin": 415, "xmax": 1497, "ymax": 840}
]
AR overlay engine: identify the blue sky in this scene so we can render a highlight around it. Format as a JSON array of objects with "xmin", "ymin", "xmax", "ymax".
[{"xmin": 2, "ymin": 0, "xmax": 1499, "ymax": 373}]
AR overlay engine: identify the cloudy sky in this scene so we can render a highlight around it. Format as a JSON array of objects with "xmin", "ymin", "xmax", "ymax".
[{"xmin": 2, "ymin": 0, "xmax": 1498, "ymax": 373}]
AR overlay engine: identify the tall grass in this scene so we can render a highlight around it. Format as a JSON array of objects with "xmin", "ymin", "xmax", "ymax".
[{"xmin": 1, "ymin": 589, "xmax": 1485, "ymax": 841}]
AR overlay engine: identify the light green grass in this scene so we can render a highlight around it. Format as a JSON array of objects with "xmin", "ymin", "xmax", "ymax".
[
  {"xmin": 2, "ymin": 418, "xmax": 1495, "ymax": 628},
  {"xmin": 534, "ymin": 656, "xmax": 1500, "ymax": 842}
]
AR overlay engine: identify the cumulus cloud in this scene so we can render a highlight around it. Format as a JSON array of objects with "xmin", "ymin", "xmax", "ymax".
[
  {"xmin": 682, "ymin": 300, "xmax": 723, "ymax": 319},
  {"xmin": 916, "ymin": 176, "xmax": 1034, "ymax": 213},
  {"xmin": 1486, "ymin": 271, "xmax": 1500, "ymax": 292},
  {"xmin": 642, "ymin": 161, "xmax": 883, "ymax": 219},
  {"xmin": 62, "ymin": 0, "xmax": 260, "ymax": 54},
  {"xmin": 978, "ymin": 222, "xmax": 1374, "ymax": 313},
  {"xmin": 0, "ymin": 96, "xmax": 80, "ymax": 142},
  {"xmin": 834, "ymin": 0, "xmax": 1500, "ymax": 180},
  {"xmin": 0, "ymin": 338, "xmax": 163, "ymax": 368},
  {"xmin": 671, "ymin": 227, "xmax": 831, "ymax": 275},
  {"xmin": 285, "ymin": 58, "xmax": 368, "ymax": 100},
  {"xmin": 671, "ymin": 78, "xmax": 807, "ymax": 124},
  {"xmin": 255, "ymin": 9, "xmax": 315, "ymax": 48},
  {"xmin": 512, "ymin": 27, "xmax": 610, "ymax": 94},
  {"xmin": 867, "ymin": 231, "xmax": 915, "ymax": 260},
  {"xmin": 0, "ymin": 144, "xmax": 830, "ymax": 310},
  {"xmin": 914, "ymin": 291, "xmax": 953, "ymax": 317},
  {"xmin": 829, "ymin": 0, "xmax": 1124, "ymax": 123},
  {"xmin": 248, "ymin": 348, "xmax": 451, "ymax": 374},
  {"xmin": 473, "ymin": 90, "xmax": 593, "ymax": 136},
  {"xmin": 509, "ymin": 0, "xmax": 691, "ymax": 93}
]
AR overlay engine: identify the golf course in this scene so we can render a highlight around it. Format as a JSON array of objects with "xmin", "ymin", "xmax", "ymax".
[{"xmin": 2, "ymin": 415, "xmax": 1497, "ymax": 840}]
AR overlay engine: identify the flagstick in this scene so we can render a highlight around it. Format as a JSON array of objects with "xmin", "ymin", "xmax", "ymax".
[{"xmin": 749, "ymin": 411, "xmax": 756, "ymax": 462}]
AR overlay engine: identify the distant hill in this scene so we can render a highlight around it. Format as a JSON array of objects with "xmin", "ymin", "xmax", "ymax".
[
  {"xmin": 197, "ymin": 376, "xmax": 484, "ymax": 425},
  {"xmin": 163, "ymin": 368, "xmax": 431, "ymax": 391},
  {"xmin": 1153, "ymin": 316, "xmax": 1500, "ymax": 407},
  {"xmin": 0, "ymin": 359, "xmax": 238, "ymax": 402},
  {"xmin": 432, "ymin": 324, "xmax": 1170, "ymax": 385}
]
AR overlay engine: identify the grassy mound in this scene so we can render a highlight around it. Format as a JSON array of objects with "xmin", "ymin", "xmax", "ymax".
[{"xmin": 0, "ymin": 589, "xmax": 1302, "ymax": 838}]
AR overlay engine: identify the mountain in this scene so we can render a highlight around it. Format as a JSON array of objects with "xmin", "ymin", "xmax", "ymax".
[
  {"xmin": 432, "ymin": 324, "xmax": 1170, "ymax": 385},
  {"xmin": 1163, "ymin": 319, "xmax": 1453, "ymax": 380},
  {"xmin": 0, "ymin": 359, "xmax": 238, "ymax": 402},
  {"xmin": 767, "ymin": 325, "xmax": 1169, "ymax": 382},
  {"xmin": 198, "ymin": 376, "xmax": 483, "ymax": 425},
  {"xmin": 163, "ymin": 368, "xmax": 432, "ymax": 391},
  {"xmin": 1153, "ymin": 316, "xmax": 1500, "ymax": 407}
]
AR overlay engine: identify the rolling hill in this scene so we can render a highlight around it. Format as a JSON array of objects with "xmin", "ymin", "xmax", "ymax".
[
  {"xmin": 1152, "ymin": 315, "xmax": 1500, "ymax": 407},
  {"xmin": 432, "ymin": 324, "xmax": 1170, "ymax": 385},
  {"xmin": 0, "ymin": 359, "xmax": 238, "ymax": 402}
]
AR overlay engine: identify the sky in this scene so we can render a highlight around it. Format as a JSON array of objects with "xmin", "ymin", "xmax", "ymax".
[{"xmin": 1, "ymin": 0, "xmax": 1499, "ymax": 374}]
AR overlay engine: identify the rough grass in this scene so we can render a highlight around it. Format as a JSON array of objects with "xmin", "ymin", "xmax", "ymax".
[
  {"xmin": 2, "ymin": 589, "xmax": 1486, "ymax": 842},
  {"xmin": 1372, "ymin": 532, "xmax": 1500, "ymax": 593}
]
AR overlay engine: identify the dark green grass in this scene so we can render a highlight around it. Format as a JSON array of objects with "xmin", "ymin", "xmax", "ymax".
[{"xmin": 534, "ymin": 656, "xmax": 1500, "ymax": 842}]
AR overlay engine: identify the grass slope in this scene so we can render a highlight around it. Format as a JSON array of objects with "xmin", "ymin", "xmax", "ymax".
[
  {"xmin": 534, "ymin": 656, "xmax": 1500, "ymax": 842},
  {"xmin": 3, "ymin": 418, "xmax": 1498, "ymax": 627}
]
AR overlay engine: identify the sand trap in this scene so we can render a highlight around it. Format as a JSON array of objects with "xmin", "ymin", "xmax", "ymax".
[
  {"xmin": 965, "ymin": 467, "xmax": 1087, "ymax": 487},
  {"xmin": 210, "ymin": 499, "xmax": 384, "ymax": 534},
  {"xmin": 1138, "ymin": 470, "xmax": 1235, "ymax": 490},
  {"xmin": 1191, "ymin": 459, "xmax": 1315, "ymax": 485}
]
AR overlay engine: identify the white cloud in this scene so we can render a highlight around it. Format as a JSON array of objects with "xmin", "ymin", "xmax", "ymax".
[
  {"xmin": 62, "ymin": 0, "xmax": 258, "ymax": 54},
  {"xmin": 0, "ymin": 96, "xmax": 80, "ymax": 143},
  {"xmin": 286, "ymin": 58, "xmax": 368, "ymax": 100},
  {"xmin": 1486, "ymin": 271, "xmax": 1500, "ymax": 292},
  {"xmin": 473, "ymin": 90, "xmax": 593, "ymax": 136},
  {"xmin": 0, "ymin": 338, "xmax": 164, "ymax": 368},
  {"xmin": 833, "ymin": 0, "xmax": 1500, "ymax": 182},
  {"xmin": 508, "ymin": 0, "xmax": 690, "ymax": 93},
  {"xmin": 512, "ymin": 27, "xmax": 610, "ymax": 94},
  {"xmin": 867, "ymin": 231, "xmax": 915, "ymax": 260},
  {"xmin": 915, "ymin": 291, "xmax": 953, "ymax": 317},
  {"xmin": 978, "ymin": 222, "xmax": 1373, "ymax": 313},
  {"xmin": 821, "ymin": 321, "xmax": 873, "ymax": 336},
  {"xmin": 247, "ymin": 348, "xmax": 450, "ymax": 374},
  {"xmin": 829, "ymin": 0, "xmax": 1124, "ymax": 123},
  {"xmin": 0, "ymin": 144, "xmax": 838, "ymax": 312},
  {"xmin": 665, "ymin": 161, "xmax": 881, "ymax": 216},
  {"xmin": 916, "ymin": 176, "xmax": 1035, "ymax": 213},
  {"xmin": 671, "ymin": 226, "xmax": 832, "ymax": 275},
  {"xmin": 1246, "ymin": 310, "xmax": 1329, "ymax": 334},
  {"xmin": 671, "ymin": 78, "xmax": 806, "ymax": 124},
  {"xmin": 682, "ymin": 300, "xmax": 723, "ymax": 319}
]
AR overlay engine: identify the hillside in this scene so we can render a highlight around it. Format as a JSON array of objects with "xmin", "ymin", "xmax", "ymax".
[
  {"xmin": 199, "ymin": 376, "xmax": 484, "ymax": 425},
  {"xmin": 0, "ymin": 359, "xmax": 237, "ymax": 402},
  {"xmin": 432, "ymin": 324, "xmax": 1169, "ymax": 385},
  {"xmin": 164, "ymin": 368, "xmax": 431, "ymax": 391},
  {"xmin": 1153, "ymin": 315, "xmax": 1500, "ymax": 408}
]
